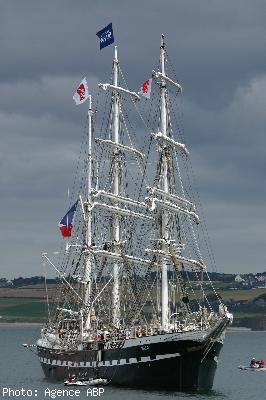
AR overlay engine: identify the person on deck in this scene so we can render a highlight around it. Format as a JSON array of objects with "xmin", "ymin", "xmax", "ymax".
[
  {"xmin": 250, "ymin": 358, "xmax": 257, "ymax": 367},
  {"xmin": 258, "ymin": 359, "xmax": 265, "ymax": 368}
]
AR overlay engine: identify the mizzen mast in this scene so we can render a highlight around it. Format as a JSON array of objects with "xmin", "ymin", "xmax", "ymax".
[{"xmin": 84, "ymin": 95, "xmax": 93, "ymax": 328}]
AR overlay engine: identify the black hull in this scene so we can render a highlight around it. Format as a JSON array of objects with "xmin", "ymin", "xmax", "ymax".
[{"xmin": 37, "ymin": 337, "xmax": 223, "ymax": 391}]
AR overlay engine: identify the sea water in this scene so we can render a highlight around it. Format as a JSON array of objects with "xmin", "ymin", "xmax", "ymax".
[{"xmin": 0, "ymin": 326, "xmax": 265, "ymax": 400}]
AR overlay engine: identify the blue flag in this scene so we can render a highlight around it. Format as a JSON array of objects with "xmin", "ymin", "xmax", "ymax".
[{"xmin": 96, "ymin": 23, "xmax": 114, "ymax": 50}]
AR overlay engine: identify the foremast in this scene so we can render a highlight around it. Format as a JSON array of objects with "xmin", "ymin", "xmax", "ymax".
[
  {"xmin": 148, "ymin": 35, "xmax": 202, "ymax": 331},
  {"xmin": 159, "ymin": 35, "xmax": 169, "ymax": 331}
]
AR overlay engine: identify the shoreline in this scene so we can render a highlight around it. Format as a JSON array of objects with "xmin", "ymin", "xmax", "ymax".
[
  {"xmin": 0, "ymin": 322, "xmax": 43, "ymax": 327},
  {"xmin": 227, "ymin": 327, "xmax": 266, "ymax": 332},
  {"xmin": 227, "ymin": 327, "xmax": 252, "ymax": 332}
]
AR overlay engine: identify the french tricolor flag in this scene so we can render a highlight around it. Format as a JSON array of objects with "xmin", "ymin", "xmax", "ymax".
[{"xmin": 58, "ymin": 201, "xmax": 78, "ymax": 238}]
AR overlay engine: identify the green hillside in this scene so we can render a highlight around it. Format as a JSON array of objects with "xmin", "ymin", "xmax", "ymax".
[{"xmin": 0, "ymin": 298, "xmax": 47, "ymax": 322}]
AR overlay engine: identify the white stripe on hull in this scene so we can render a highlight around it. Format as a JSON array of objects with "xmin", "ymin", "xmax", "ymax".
[{"xmin": 39, "ymin": 352, "xmax": 181, "ymax": 368}]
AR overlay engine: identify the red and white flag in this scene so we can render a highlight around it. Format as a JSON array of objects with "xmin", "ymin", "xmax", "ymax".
[
  {"xmin": 139, "ymin": 78, "xmax": 152, "ymax": 99},
  {"xmin": 73, "ymin": 77, "xmax": 89, "ymax": 105}
]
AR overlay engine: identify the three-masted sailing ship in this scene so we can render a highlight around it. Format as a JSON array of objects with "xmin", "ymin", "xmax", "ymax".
[{"xmin": 36, "ymin": 36, "xmax": 233, "ymax": 391}]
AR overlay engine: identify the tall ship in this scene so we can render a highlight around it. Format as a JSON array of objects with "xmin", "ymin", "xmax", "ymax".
[{"xmin": 36, "ymin": 36, "xmax": 233, "ymax": 391}]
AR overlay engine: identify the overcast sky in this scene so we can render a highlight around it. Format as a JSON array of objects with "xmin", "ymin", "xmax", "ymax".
[{"xmin": 1, "ymin": 0, "xmax": 266, "ymax": 279}]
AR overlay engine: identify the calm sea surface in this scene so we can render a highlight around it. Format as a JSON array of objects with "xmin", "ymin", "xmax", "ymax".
[{"xmin": 0, "ymin": 327, "xmax": 265, "ymax": 400}]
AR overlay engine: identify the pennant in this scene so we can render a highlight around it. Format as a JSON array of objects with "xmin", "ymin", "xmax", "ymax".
[
  {"xmin": 139, "ymin": 78, "xmax": 152, "ymax": 99},
  {"xmin": 96, "ymin": 23, "xmax": 114, "ymax": 50},
  {"xmin": 58, "ymin": 201, "xmax": 78, "ymax": 238},
  {"xmin": 73, "ymin": 78, "xmax": 89, "ymax": 105}
]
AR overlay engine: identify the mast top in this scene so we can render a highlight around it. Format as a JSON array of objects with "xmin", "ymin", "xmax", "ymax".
[
  {"xmin": 88, "ymin": 94, "xmax": 92, "ymax": 111},
  {"xmin": 161, "ymin": 34, "xmax": 165, "ymax": 49},
  {"xmin": 114, "ymin": 46, "xmax": 118, "ymax": 62}
]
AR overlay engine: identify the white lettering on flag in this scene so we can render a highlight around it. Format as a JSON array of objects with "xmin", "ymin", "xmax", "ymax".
[{"xmin": 96, "ymin": 23, "xmax": 114, "ymax": 50}]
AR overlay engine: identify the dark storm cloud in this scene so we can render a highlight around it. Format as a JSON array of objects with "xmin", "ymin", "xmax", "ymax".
[
  {"xmin": 0, "ymin": 75, "xmax": 100, "ymax": 122},
  {"xmin": 0, "ymin": 0, "xmax": 266, "ymax": 277},
  {"xmin": 1, "ymin": 1, "xmax": 265, "ymax": 106}
]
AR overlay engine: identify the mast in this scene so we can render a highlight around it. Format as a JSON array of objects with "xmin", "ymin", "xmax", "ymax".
[
  {"xmin": 159, "ymin": 35, "xmax": 169, "ymax": 331},
  {"xmin": 84, "ymin": 95, "xmax": 93, "ymax": 329},
  {"xmin": 96, "ymin": 47, "xmax": 143, "ymax": 328},
  {"xmin": 112, "ymin": 46, "xmax": 121, "ymax": 327}
]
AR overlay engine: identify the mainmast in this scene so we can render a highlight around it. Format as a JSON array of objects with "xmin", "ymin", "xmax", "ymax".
[
  {"xmin": 112, "ymin": 46, "xmax": 121, "ymax": 327},
  {"xmin": 95, "ymin": 46, "xmax": 150, "ymax": 328},
  {"xmin": 159, "ymin": 35, "xmax": 169, "ymax": 331}
]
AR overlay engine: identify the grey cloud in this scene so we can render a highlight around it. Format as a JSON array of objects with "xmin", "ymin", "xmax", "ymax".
[{"xmin": 1, "ymin": 0, "xmax": 266, "ymax": 277}]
